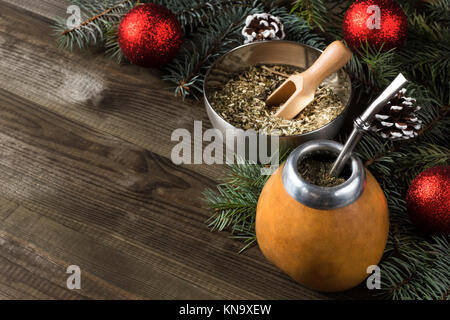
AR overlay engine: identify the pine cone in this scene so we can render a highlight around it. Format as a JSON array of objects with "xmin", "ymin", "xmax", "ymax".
[
  {"xmin": 370, "ymin": 88, "xmax": 423, "ymax": 140},
  {"xmin": 241, "ymin": 13, "xmax": 285, "ymax": 44}
]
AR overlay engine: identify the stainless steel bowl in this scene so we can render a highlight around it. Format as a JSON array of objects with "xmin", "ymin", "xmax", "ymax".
[{"xmin": 203, "ymin": 41, "xmax": 352, "ymax": 155}]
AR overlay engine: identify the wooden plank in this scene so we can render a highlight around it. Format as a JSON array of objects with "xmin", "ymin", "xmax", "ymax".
[
  {"xmin": 0, "ymin": 196, "xmax": 216, "ymax": 299},
  {"xmin": 1, "ymin": 0, "xmax": 69, "ymax": 21},
  {"xmin": 0, "ymin": 1, "xmax": 219, "ymax": 180},
  {"xmin": 0, "ymin": 88, "xmax": 334, "ymax": 299}
]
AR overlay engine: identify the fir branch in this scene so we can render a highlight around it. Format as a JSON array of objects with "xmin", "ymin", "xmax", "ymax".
[
  {"xmin": 290, "ymin": 0, "xmax": 328, "ymax": 31},
  {"xmin": 399, "ymin": 11, "xmax": 450, "ymax": 90},
  {"xmin": 163, "ymin": 2, "xmax": 258, "ymax": 98},
  {"xmin": 202, "ymin": 153, "xmax": 289, "ymax": 252},
  {"xmin": 394, "ymin": 143, "xmax": 450, "ymax": 184},
  {"xmin": 53, "ymin": 0, "xmax": 135, "ymax": 50},
  {"xmin": 182, "ymin": 21, "xmax": 242, "ymax": 91},
  {"xmin": 202, "ymin": 165, "xmax": 262, "ymax": 245},
  {"xmin": 381, "ymin": 235, "xmax": 450, "ymax": 300},
  {"xmin": 60, "ymin": 0, "xmax": 131, "ymax": 37},
  {"xmin": 172, "ymin": 0, "xmax": 249, "ymax": 32},
  {"xmin": 105, "ymin": 23, "xmax": 124, "ymax": 63},
  {"xmin": 422, "ymin": 0, "xmax": 450, "ymax": 23},
  {"xmin": 269, "ymin": 6, "xmax": 325, "ymax": 49},
  {"xmin": 358, "ymin": 44, "xmax": 401, "ymax": 88}
]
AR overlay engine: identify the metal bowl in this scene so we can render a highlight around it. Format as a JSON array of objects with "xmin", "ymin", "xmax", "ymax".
[{"xmin": 203, "ymin": 41, "xmax": 352, "ymax": 154}]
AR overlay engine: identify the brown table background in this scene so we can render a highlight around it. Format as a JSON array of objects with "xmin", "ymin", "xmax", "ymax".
[{"xmin": 0, "ymin": 0, "xmax": 367, "ymax": 299}]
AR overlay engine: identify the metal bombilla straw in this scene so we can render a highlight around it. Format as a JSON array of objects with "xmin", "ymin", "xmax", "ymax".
[{"xmin": 329, "ymin": 73, "xmax": 408, "ymax": 177}]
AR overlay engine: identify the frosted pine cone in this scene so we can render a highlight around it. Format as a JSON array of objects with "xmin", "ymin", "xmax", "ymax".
[
  {"xmin": 371, "ymin": 88, "xmax": 422, "ymax": 140},
  {"xmin": 241, "ymin": 13, "xmax": 285, "ymax": 44}
]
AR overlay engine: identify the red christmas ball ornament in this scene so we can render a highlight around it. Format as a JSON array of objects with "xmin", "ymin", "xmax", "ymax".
[
  {"xmin": 406, "ymin": 166, "xmax": 450, "ymax": 235},
  {"xmin": 342, "ymin": 0, "xmax": 407, "ymax": 52},
  {"xmin": 118, "ymin": 3, "xmax": 182, "ymax": 68}
]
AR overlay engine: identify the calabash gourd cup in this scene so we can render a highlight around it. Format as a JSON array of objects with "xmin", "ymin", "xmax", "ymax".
[{"xmin": 256, "ymin": 139, "xmax": 389, "ymax": 292}]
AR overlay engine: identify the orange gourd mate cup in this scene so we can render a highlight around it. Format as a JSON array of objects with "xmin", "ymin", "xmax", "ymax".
[{"xmin": 256, "ymin": 140, "xmax": 389, "ymax": 292}]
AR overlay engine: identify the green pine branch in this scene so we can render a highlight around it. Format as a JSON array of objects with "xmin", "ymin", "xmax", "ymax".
[
  {"xmin": 290, "ymin": 0, "xmax": 327, "ymax": 31},
  {"xmin": 53, "ymin": 0, "xmax": 136, "ymax": 50},
  {"xmin": 163, "ymin": 4, "xmax": 252, "ymax": 98},
  {"xmin": 170, "ymin": 0, "xmax": 251, "ymax": 32},
  {"xmin": 269, "ymin": 5, "xmax": 325, "ymax": 49},
  {"xmin": 202, "ymin": 153, "xmax": 290, "ymax": 253}
]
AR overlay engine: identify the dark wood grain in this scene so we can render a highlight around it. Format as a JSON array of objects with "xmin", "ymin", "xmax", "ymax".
[
  {"xmin": 0, "ymin": 0, "xmax": 219, "ymax": 180},
  {"xmin": 0, "ymin": 0, "xmax": 356, "ymax": 300}
]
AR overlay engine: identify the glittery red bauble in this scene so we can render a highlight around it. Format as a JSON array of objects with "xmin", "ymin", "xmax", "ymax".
[
  {"xmin": 118, "ymin": 3, "xmax": 182, "ymax": 67},
  {"xmin": 342, "ymin": 0, "xmax": 407, "ymax": 51},
  {"xmin": 406, "ymin": 166, "xmax": 450, "ymax": 235}
]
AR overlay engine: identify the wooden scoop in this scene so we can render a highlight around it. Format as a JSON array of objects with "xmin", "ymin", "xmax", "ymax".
[{"xmin": 266, "ymin": 40, "xmax": 353, "ymax": 120}]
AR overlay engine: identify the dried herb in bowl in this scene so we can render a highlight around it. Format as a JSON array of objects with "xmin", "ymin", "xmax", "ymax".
[{"xmin": 209, "ymin": 65, "xmax": 345, "ymax": 136}]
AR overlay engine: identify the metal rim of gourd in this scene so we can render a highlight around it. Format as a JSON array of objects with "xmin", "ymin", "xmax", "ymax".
[{"xmin": 282, "ymin": 139, "xmax": 366, "ymax": 210}]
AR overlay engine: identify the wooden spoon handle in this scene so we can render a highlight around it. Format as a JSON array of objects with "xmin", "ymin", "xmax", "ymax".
[{"xmin": 304, "ymin": 40, "xmax": 353, "ymax": 87}]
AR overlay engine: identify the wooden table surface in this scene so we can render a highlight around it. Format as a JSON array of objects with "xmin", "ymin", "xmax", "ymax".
[{"xmin": 0, "ymin": 0, "xmax": 361, "ymax": 300}]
